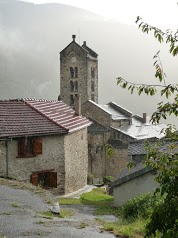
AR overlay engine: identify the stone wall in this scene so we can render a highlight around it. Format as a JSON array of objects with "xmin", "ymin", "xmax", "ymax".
[
  {"xmin": 106, "ymin": 147, "xmax": 130, "ymax": 178},
  {"xmin": 88, "ymin": 131, "xmax": 130, "ymax": 182},
  {"xmin": 0, "ymin": 135, "xmax": 66, "ymax": 193},
  {"xmin": 60, "ymin": 41, "xmax": 98, "ymax": 105},
  {"xmin": 64, "ymin": 128, "xmax": 88, "ymax": 194},
  {"xmin": 82, "ymin": 101, "xmax": 111, "ymax": 128},
  {"xmin": 0, "ymin": 131, "xmax": 88, "ymax": 195}
]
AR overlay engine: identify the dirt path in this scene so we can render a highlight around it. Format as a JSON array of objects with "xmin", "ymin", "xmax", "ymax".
[{"xmin": 0, "ymin": 180, "xmax": 116, "ymax": 238}]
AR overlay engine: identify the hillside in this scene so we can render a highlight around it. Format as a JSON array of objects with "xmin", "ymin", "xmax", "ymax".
[{"xmin": 0, "ymin": 0, "xmax": 177, "ymax": 125}]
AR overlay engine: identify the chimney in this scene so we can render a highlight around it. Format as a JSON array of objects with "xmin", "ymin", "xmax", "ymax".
[
  {"xmin": 83, "ymin": 41, "xmax": 86, "ymax": 46},
  {"xmin": 72, "ymin": 35, "xmax": 76, "ymax": 42},
  {"xmin": 74, "ymin": 94, "xmax": 81, "ymax": 116},
  {"xmin": 143, "ymin": 113, "xmax": 147, "ymax": 124}
]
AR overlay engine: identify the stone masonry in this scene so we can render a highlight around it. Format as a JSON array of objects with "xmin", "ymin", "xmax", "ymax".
[{"xmin": 60, "ymin": 35, "xmax": 98, "ymax": 106}]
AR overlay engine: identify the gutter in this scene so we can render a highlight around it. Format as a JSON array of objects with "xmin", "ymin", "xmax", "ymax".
[{"xmin": 5, "ymin": 140, "xmax": 9, "ymax": 178}]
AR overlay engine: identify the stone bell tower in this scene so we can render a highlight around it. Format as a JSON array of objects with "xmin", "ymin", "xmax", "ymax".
[{"xmin": 60, "ymin": 35, "xmax": 98, "ymax": 106}]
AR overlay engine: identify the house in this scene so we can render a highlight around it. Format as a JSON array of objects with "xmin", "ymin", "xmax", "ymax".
[
  {"xmin": 82, "ymin": 100, "xmax": 166, "ymax": 182},
  {"xmin": 0, "ymin": 98, "xmax": 91, "ymax": 194},
  {"xmin": 110, "ymin": 138, "xmax": 178, "ymax": 207}
]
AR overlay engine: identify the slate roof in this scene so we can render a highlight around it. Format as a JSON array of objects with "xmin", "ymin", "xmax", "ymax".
[
  {"xmin": 112, "ymin": 123, "xmax": 165, "ymax": 140},
  {"xmin": 0, "ymin": 99, "xmax": 91, "ymax": 138},
  {"xmin": 128, "ymin": 139, "xmax": 178, "ymax": 156},
  {"xmin": 82, "ymin": 43, "xmax": 98, "ymax": 58},
  {"xmin": 86, "ymin": 100, "xmax": 166, "ymax": 140},
  {"xmin": 60, "ymin": 36, "xmax": 98, "ymax": 59},
  {"xmin": 110, "ymin": 163, "xmax": 153, "ymax": 188}
]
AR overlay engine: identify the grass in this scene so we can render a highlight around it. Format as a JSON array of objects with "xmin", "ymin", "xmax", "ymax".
[
  {"xmin": 59, "ymin": 198, "xmax": 82, "ymax": 205},
  {"xmin": 36, "ymin": 209, "xmax": 75, "ymax": 219},
  {"xmin": 79, "ymin": 222, "xmax": 88, "ymax": 229},
  {"xmin": 59, "ymin": 188, "xmax": 146, "ymax": 237},
  {"xmin": 11, "ymin": 202, "xmax": 21, "ymax": 208},
  {"xmin": 0, "ymin": 212, "xmax": 12, "ymax": 215},
  {"xmin": 59, "ymin": 188, "xmax": 113, "ymax": 206},
  {"xmin": 103, "ymin": 219, "xmax": 146, "ymax": 238}
]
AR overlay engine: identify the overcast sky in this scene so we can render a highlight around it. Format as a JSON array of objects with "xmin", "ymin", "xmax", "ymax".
[{"xmin": 22, "ymin": 0, "xmax": 178, "ymax": 27}]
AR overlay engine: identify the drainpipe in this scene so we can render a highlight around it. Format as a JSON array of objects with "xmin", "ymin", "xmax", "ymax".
[{"xmin": 5, "ymin": 140, "xmax": 9, "ymax": 178}]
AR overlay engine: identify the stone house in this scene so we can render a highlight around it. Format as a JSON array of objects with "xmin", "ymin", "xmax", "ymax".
[
  {"xmin": 82, "ymin": 100, "xmax": 166, "ymax": 182},
  {"xmin": 60, "ymin": 35, "xmax": 98, "ymax": 106},
  {"xmin": 0, "ymin": 98, "xmax": 91, "ymax": 194}
]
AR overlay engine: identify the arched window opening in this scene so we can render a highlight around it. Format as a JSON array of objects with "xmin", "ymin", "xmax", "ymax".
[
  {"xmin": 70, "ymin": 94, "xmax": 74, "ymax": 106},
  {"xmin": 70, "ymin": 81, "xmax": 74, "ymax": 91},
  {"xmin": 91, "ymin": 94, "xmax": 95, "ymax": 101},
  {"xmin": 74, "ymin": 67, "xmax": 78, "ymax": 78},
  {"xmin": 70, "ymin": 67, "xmax": 74, "ymax": 77},
  {"xmin": 74, "ymin": 81, "xmax": 78, "ymax": 92}
]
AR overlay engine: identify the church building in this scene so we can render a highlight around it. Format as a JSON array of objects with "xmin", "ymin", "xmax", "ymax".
[{"xmin": 60, "ymin": 36, "xmax": 166, "ymax": 184}]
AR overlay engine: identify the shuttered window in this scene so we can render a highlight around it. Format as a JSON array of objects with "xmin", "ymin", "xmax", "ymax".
[
  {"xmin": 31, "ymin": 171, "xmax": 57, "ymax": 188},
  {"xmin": 17, "ymin": 137, "xmax": 42, "ymax": 158}
]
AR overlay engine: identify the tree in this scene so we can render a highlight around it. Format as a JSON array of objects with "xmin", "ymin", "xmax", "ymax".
[{"xmin": 117, "ymin": 16, "xmax": 178, "ymax": 237}]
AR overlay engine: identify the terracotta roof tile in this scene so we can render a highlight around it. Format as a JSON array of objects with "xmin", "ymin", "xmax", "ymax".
[{"xmin": 0, "ymin": 99, "xmax": 91, "ymax": 138}]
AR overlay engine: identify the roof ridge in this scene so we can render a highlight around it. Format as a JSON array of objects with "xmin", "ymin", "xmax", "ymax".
[{"xmin": 23, "ymin": 99, "xmax": 69, "ymax": 132}]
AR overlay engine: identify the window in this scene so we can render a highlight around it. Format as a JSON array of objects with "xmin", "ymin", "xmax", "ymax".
[
  {"xmin": 74, "ymin": 67, "xmax": 78, "ymax": 77},
  {"xmin": 91, "ymin": 81, "xmax": 95, "ymax": 92},
  {"xmin": 70, "ymin": 94, "xmax": 74, "ymax": 106},
  {"xmin": 31, "ymin": 170, "xmax": 57, "ymax": 188},
  {"xmin": 70, "ymin": 67, "xmax": 78, "ymax": 78},
  {"xmin": 70, "ymin": 67, "xmax": 74, "ymax": 77},
  {"xmin": 74, "ymin": 81, "xmax": 78, "ymax": 92},
  {"xmin": 70, "ymin": 81, "xmax": 74, "ymax": 91},
  {"xmin": 18, "ymin": 137, "xmax": 42, "ymax": 158}
]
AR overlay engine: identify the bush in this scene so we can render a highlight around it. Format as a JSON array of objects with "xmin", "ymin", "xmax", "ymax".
[{"xmin": 120, "ymin": 192, "xmax": 164, "ymax": 222}]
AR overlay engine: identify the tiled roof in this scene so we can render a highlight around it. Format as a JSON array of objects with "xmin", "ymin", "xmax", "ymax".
[{"xmin": 0, "ymin": 99, "xmax": 91, "ymax": 138}]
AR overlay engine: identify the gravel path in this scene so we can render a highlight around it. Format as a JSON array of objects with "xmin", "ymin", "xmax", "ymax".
[{"xmin": 0, "ymin": 184, "xmax": 116, "ymax": 238}]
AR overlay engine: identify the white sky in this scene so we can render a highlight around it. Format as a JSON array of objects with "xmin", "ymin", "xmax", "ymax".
[{"xmin": 22, "ymin": 0, "xmax": 178, "ymax": 27}]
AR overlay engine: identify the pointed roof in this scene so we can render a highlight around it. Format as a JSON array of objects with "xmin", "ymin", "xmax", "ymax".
[
  {"xmin": 60, "ymin": 35, "xmax": 98, "ymax": 58},
  {"xmin": 0, "ymin": 99, "xmax": 91, "ymax": 138}
]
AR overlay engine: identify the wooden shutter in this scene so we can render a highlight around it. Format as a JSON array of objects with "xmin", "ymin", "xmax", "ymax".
[
  {"xmin": 18, "ymin": 138, "xmax": 25, "ymax": 157},
  {"xmin": 33, "ymin": 138, "xmax": 42, "ymax": 155},
  {"xmin": 30, "ymin": 174, "xmax": 38, "ymax": 186},
  {"xmin": 50, "ymin": 172, "xmax": 57, "ymax": 188}
]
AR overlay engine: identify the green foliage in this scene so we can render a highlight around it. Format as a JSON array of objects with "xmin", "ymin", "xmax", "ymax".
[
  {"xmin": 118, "ymin": 12, "xmax": 178, "ymax": 237},
  {"xmin": 120, "ymin": 193, "xmax": 163, "ymax": 222},
  {"xmin": 105, "ymin": 143, "xmax": 115, "ymax": 158},
  {"xmin": 103, "ymin": 175, "xmax": 114, "ymax": 184}
]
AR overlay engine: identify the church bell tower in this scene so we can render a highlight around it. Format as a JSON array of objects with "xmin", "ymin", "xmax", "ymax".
[{"xmin": 60, "ymin": 35, "xmax": 98, "ymax": 106}]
